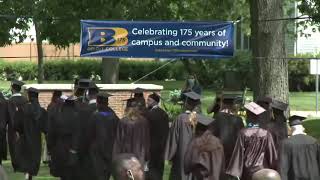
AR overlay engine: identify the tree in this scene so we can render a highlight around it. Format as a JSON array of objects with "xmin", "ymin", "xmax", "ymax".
[{"xmin": 249, "ymin": 0, "xmax": 289, "ymax": 103}]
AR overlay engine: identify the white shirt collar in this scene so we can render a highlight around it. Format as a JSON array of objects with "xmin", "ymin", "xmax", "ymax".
[
  {"xmin": 151, "ymin": 105, "xmax": 159, "ymax": 110},
  {"xmin": 89, "ymin": 99, "xmax": 97, "ymax": 105},
  {"xmin": 11, "ymin": 93, "xmax": 22, "ymax": 97}
]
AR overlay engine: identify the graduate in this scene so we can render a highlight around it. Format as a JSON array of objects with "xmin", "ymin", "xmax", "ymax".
[
  {"xmin": 211, "ymin": 94, "xmax": 244, "ymax": 166},
  {"xmin": 88, "ymin": 92, "xmax": 119, "ymax": 180},
  {"xmin": 6, "ymin": 80, "xmax": 28, "ymax": 176},
  {"xmin": 279, "ymin": 115, "xmax": 320, "ymax": 180},
  {"xmin": 269, "ymin": 99, "xmax": 289, "ymax": 148},
  {"xmin": 226, "ymin": 102, "xmax": 278, "ymax": 180},
  {"xmin": 184, "ymin": 115, "xmax": 225, "ymax": 180},
  {"xmin": 0, "ymin": 92, "xmax": 8, "ymax": 165},
  {"xmin": 47, "ymin": 96, "xmax": 81, "ymax": 180},
  {"xmin": 113, "ymin": 98, "xmax": 150, "ymax": 166},
  {"xmin": 17, "ymin": 87, "xmax": 48, "ymax": 180},
  {"xmin": 165, "ymin": 91, "xmax": 201, "ymax": 180},
  {"xmin": 145, "ymin": 93, "xmax": 169, "ymax": 180}
]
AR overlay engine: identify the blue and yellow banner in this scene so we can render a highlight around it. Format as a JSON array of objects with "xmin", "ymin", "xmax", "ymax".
[{"xmin": 80, "ymin": 20, "xmax": 234, "ymax": 58}]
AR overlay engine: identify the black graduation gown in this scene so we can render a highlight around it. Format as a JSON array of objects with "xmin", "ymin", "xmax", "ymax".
[
  {"xmin": 113, "ymin": 115, "xmax": 150, "ymax": 166},
  {"xmin": 0, "ymin": 96, "xmax": 8, "ymax": 163},
  {"xmin": 15, "ymin": 100, "xmax": 46, "ymax": 175},
  {"xmin": 147, "ymin": 106, "xmax": 169, "ymax": 180},
  {"xmin": 211, "ymin": 112, "xmax": 244, "ymax": 165},
  {"xmin": 267, "ymin": 113, "xmax": 288, "ymax": 150},
  {"xmin": 226, "ymin": 127, "xmax": 278, "ymax": 180},
  {"xmin": 279, "ymin": 134, "xmax": 320, "ymax": 180},
  {"xmin": 165, "ymin": 113, "xmax": 194, "ymax": 180},
  {"xmin": 47, "ymin": 103, "xmax": 81, "ymax": 179},
  {"xmin": 184, "ymin": 130, "xmax": 225, "ymax": 180},
  {"xmin": 6, "ymin": 95, "xmax": 28, "ymax": 171},
  {"xmin": 88, "ymin": 107, "xmax": 119, "ymax": 180}
]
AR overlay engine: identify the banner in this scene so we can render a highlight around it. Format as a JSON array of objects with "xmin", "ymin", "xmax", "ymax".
[{"xmin": 80, "ymin": 20, "xmax": 234, "ymax": 58}]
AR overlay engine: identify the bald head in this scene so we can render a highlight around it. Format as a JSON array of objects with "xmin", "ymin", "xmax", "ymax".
[
  {"xmin": 252, "ymin": 169, "xmax": 281, "ymax": 180},
  {"xmin": 113, "ymin": 154, "xmax": 144, "ymax": 180}
]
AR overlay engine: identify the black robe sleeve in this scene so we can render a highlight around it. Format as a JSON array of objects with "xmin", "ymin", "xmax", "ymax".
[
  {"xmin": 279, "ymin": 141, "xmax": 290, "ymax": 180},
  {"xmin": 165, "ymin": 117, "xmax": 180, "ymax": 161},
  {"xmin": 226, "ymin": 132, "xmax": 244, "ymax": 179}
]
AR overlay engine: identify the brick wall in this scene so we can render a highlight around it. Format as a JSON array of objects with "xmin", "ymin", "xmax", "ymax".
[{"xmin": 25, "ymin": 84, "xmax": 162, "ymax": 118}]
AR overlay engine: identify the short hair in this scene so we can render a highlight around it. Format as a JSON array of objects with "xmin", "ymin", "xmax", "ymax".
[
  {"xmin": 11, "ymin": 84, "xmax": 21, "ymax": 92},
  {"xmin": 113, "ymin": 154, "xmax": 144, "ymax": 180}
]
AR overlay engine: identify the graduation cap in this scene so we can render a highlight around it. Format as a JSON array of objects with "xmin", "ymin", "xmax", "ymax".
[
  {"xmin": 222, "ymin": 94, "xmax": 243, "ymax": 104},
  {"xmin": 27, "ymin": 87, "xmax": 39, "ymax": 94},
  {"xmin": 184, "ymin": 91, "xmax": 201, "ymax": 101},
  {"xmin": 11, "ymin": 80, "xmax": 25, "ymax": 87},
  {"xmin": 256, "ymin": 96, "xmax": 273, "ymax": 104},
  {"xmin": 244, "ymin": 102, "xmax": 266, "ymax": 115},
  {"xmin": 148, "ymin": 93, "xmax": 160, "ymax": 103},
  {"xmin": 133, "ymin": 88, "xmax": 145, "ymax": 94},
  {"xmin": 289, "ymin": 115, "xmax": 306, "ymax": 126},
  {"xmin": 271, "ymin": 100, "xmax": 288, "ymax": 111},
  {"xmin": 197, "ymin": 114, "xmax": 214, "ymax": 126},
  {"xmin": 77, "ymin": 79, "xmax": 92, "ymax": 89}
]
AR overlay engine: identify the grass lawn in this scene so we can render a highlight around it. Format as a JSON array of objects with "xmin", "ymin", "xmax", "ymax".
[{"xmin": 2, "ymin": 80, "xmax": 320, "ymax": 179}]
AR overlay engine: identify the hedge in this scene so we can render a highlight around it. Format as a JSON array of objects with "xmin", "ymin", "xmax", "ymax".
[
  {"xmin": 0, "ymin": 59, "xmax": 186, "ymax": 82},
  {"xmin": 0, "ymin": 52, "xmax": 317, "ymax": 91}
]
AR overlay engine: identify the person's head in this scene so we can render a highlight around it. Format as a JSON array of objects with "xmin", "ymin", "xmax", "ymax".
[
  {"xmin": 147, "ymin": 93, "xmax": 160, "ymax": 109},
  {"xmin": 74, "ymin": 79, "xmax": 91, "ymax": 97},
  {"xmin": 195, "ymin": 115, "xmax": 214, "ymax": 136},
  {"xmin": 113, "ymin": 154, "xmax": 144, "ymax": 180},
  {"xmin": 288, "ymin": 115, "xmax": 306, "ymax": 135},
  {"xmin": 96, "ymin": 92, "xmax": 112, "ymax": 109},
  {"xmin": 133, "ymin": 88, "xmax": 144, "ymax": 98},
  {"xmin": 185, "ymin": 74, "xmax": 197, "ymax": 89},
  {"xmin": 51, "ymin": 90, "xmax": 62, "ymax": 102},
  {"xmin": 27, "ymin": 87, "xmax": 39, "ymax": 102},
  {"xmin": 11, "ymin": 80, "xmax": 24, "ymax": 93},
  {"xmin": 244, "ymin": 102, "xmax": 266, "ymax": 124},
  {"xmin": 183, "ymin": 91, "xmax": 201, "ymax": 111},
  {"xmin": 252, "ymin": 169, "xmax": 281, "ymax": 180},
  {"xmin": 220, "ymin": 94, "xmax": 242, "ymax": 114}
]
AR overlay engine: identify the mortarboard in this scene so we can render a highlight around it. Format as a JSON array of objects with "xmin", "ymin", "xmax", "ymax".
[
  {"xmin": 148, "ymin": 93, "xmax": 160, "ymax": 103},
  {"xmin": 222, "ymin": 94, "xmax": 243, "ymax": 104},
  {"xmin": 289, "ymin": 115, "xmax": 306, "ymax": 126},
  {"xmin": 11, "ymin": 80, "xmax": 25, "ymax": 87},
  {"xmin": 257, "ymin": 96, "xmax": 273, "ymax": 104},
  {"xmin": 27, "ymin": 87, "xmax": 39, "ymax": 93},
  {"xmin": 77, "ymin": 79, "xmax": 92, "ymax": 89},
  {"xmin": 244, "ymin": 102, "xmax": 266, "ymax": 115},
  {"xmin": 133, "ymin": 88, "xmax": 145, "ymax": 94},
  {"xmin": 184, "ymin": 91, "xmax": 201, "ymax": 101},
  {"xmin": 271, "ymin": 100, "xmax": 288, "ymax": 111},
  {"xmin": 197, "ymin": 114, "xmax": 214, "ymax": 126}
]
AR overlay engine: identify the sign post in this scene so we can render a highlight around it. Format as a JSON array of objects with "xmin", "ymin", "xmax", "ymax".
[{"xmin": 310, "ymin": 59, "xmax": 320, "ymax": 114}]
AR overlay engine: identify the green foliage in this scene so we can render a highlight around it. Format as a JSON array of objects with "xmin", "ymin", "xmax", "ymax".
[{"xmin": 182, "ymin": 51, "xmax": 253, "ymax": 89}]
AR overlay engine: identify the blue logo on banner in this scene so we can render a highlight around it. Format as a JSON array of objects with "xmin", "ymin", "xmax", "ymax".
[{"xmin": 80, "ymin": 20, "xmax": 234, "ymax": 58}]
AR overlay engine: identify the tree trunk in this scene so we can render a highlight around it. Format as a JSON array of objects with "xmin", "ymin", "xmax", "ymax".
[
  {"xmin": 34, "ymin": 21, "xmax": 44, "ymax": 84},
  {"xmin": 250, "ymin": 0, "xmax": 289, "ymax": 103},
  {"xmin": 101, "ymin": 58, "xmax": 119, "ymax": 84}
]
